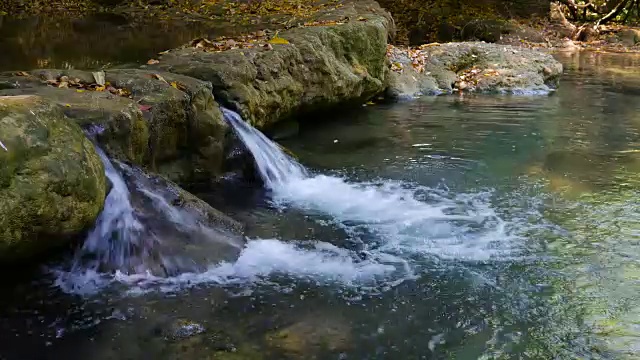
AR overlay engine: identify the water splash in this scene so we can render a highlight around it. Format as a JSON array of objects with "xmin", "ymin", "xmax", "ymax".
[{"xmin": 223, "ymin": 108, "xmax": 520, "ymax": 262}]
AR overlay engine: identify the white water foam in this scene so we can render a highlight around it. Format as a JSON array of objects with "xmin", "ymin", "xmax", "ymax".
[
  {"xmin": 271, "ymin": 175, "xmax": 519, "ymax": 261},
  {"xmin": 55, "ymin": 239, "xmax": 409, "ymax": 295}
]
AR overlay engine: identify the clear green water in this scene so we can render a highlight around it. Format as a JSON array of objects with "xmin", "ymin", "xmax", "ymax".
[{"xmin": 4, "ymin": 51, "xmax": 640, "ymax": 359}]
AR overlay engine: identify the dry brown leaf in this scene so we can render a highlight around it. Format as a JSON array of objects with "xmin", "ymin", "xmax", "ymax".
[
  {"xmin": 147, "ymin": 59, "xmax": 160, "ymax": 65},
  {"xmin": 151, "ymin": 73, "xmax": 168, "ymax": 83}
]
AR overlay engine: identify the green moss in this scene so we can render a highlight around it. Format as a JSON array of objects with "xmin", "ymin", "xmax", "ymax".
[{"xmin": 0, "ymin": 95, "xmax": 105, "ymax": 261}]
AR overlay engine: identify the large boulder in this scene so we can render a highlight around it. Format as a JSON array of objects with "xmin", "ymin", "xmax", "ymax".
[
  {"xmin": 386, "ymin": 42, "xmax": 563, "ymax": 99},
  {"xmin": 0, "ymin": 69, "xmax": 228, "ymax": 185},
  {"xmin": 0, "ymin": 95, "xmax": 106, "ymax": 261},
  {"xmin": 149, "ymin": 0, "xmax": 393, "ymax": 128}
]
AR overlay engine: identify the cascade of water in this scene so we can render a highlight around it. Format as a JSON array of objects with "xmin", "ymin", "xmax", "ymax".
[
  {"xmin": 221, "ymin": 108, "xmax": 308, "ymax": 189},
  {"xmin": 57, "ymin": 109, "xmax": 520, "ymax": 295},
  {"xmin": 222, "ymin": 107, "xmax": 519, "ymax": 262},
  {"xmin": 64, "ymin": 142, "xmax": 244, "ymax": 284},
  {"xmin": 71, "ymin": 146, "xmax": 147, "ymax": 274}
]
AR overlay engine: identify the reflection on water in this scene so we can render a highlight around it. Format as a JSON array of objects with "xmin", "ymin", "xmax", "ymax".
[
  {"xmin": 0, "ymin": 13, "xmax": 245, "ymax": 72},
  {"xmin": 4, "ymin": 51, "xmax": 640, "ymax": 359}
]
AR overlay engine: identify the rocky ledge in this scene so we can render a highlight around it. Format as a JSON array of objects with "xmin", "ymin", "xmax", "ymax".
[
  {"xmin": 0, "ymin": 0, "xmax": 564, "ymax": 262},
  {"xmin": 386, "ymin": 42, "xmax": 563, "ymax": 99}
]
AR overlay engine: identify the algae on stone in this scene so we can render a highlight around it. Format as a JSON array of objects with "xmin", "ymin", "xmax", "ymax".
[
  {"xmin": 0, "ymin": 68, "xmax": 228, "ymax": 185},
  {"xmin": 0, "ymin": 95, "xmax": 106, "ymax": 260}
]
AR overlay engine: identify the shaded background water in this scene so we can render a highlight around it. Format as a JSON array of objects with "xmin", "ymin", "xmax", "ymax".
[{"xmin": 4, "ymin": 51, "xmax": 640, "ymax": 359}]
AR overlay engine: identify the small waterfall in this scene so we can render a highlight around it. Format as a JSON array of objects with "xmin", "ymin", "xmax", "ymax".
[
  {"xmin": 59, "ymin": 141, "xmax": 244, "ymax": 293},
  {"xmin": 72, "ymin": 146, "xmax": 147, "ymax": 273},
  {"xmin": 223, "ymin": 108, "xmax": 521, "ymax": 263},
  {"xmin": 222, "ymin": 108, "xmax": 308, "ymax": 189}
]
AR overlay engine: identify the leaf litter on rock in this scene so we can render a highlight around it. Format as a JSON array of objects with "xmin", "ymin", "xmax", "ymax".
[{"xmin": 20, "ymin": 72, "xmax": 135, "ymax": 98}]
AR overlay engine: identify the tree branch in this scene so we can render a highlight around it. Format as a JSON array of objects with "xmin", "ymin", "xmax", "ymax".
[{"xmin": 596, "ymin": 0, "xmax": 632, "ymax": 26}]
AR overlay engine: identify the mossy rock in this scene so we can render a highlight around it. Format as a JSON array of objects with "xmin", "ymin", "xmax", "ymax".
[
  {"xmin": 149, "ymin": 0, "xmax": 393, "ymax": 129},
  {"xmin": 0, "ymin": 68, "xmax": 228, "ymax": 185},
  {"xmin": 0, "ymin": 95, "xmax": 106, "ymax": 261}
]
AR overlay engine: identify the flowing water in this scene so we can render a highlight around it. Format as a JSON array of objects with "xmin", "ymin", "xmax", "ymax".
[{"xmin": 4, "ymin": 51, "xmax": 640, "ymax": 359}]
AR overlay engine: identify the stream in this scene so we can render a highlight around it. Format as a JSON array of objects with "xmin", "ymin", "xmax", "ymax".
[{"xmin": 3, "ymin": 51, "xmax": 640, "ymax": 359}]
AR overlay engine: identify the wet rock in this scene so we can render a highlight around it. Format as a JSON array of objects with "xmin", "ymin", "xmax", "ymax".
[
  {"xmin": 386, "ymin": 42, "xmax": 563, "ymax": 99},
  {"xmin": 0, "ymin": 95, "xmax": 106, "ymax": 261},
  {"xmin": 149, "ymin": 0, "xmax": 393, "ymax": 128},
  {"xmin": 129, "ymin": 167, "xmax": 244, "ymax": 234},
  {"xmin": 113, "ymin": 164, "xmax": 245, "ymax": 274},
  {"xmin": 0, "ymin": 68, "xmax": 228, "ymax": 185},
  {"xmin": 265, "ymin": 314, "xmax": 352, "ymax": 356}
]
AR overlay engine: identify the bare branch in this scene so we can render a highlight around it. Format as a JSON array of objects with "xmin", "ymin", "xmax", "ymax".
[{"xmin": 596, "ymin": 0, "xmax": 633, "ymax": 26}]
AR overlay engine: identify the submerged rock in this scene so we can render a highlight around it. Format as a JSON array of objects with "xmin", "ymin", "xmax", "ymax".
[
  {"xmin": 265, "ymin": 314, "xmax": 352, "ymax": 357},
  {"xmin": 386, "ymin": 42, "xmax": 563, "ymax": 99},
  {"xmin": 165, "ymin": 319, "xmax": 206, "ymax": 341},
  {"xmin": 0, "ymin": 95, "xmax": 106, "ymax": 260},
  {"xmin": 149, "ymin": 0, "xmax": 393, "ymax": 128}
]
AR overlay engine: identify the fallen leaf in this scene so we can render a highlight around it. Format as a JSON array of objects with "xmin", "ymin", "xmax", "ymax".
[
  {"xmin": 76, "ymin": 89, "xmax": 85, "ymax": 93},
  {"xmin": 58, "ymin": 81, "xmax": 69, "ymax": 88},
  {"xmin": 138, "ymin": 104, "xmax": 152, "ymax": 112},
  {"xmin": 357, "ymin": 16, "xmax": 367, "ymax": 21},
  {"xmin": 121, "ymin": 89, "xmax": 132, "ymax": 97},
  {"xmin": 14, "ymin": 71, "xmax": 30, "ymax": 76},
  {"xmin": 269, "ymin": 35, "xmax": 290, "ymax": 45},
  {"xmin": 147, "ymin": 59, "xmax": 160, "ymax": 65},
  {"xmin": 95, "ymin": 85, "xmax": 106, "ymax": 92},
  {"xmin": 151, "ymin": 73, "xmax": 168, "ymax": 83}
]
